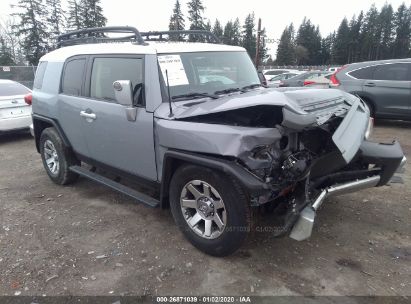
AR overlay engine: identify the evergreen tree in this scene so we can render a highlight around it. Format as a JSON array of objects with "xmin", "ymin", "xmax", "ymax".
[
  {"xmin": 332, "ymin": 17, "xmax": 350, "ymax": 64},
  {"xmin": 296, "ymin": 18, "xmax": 322, "ymax": 65},
  {"xmin": 0, "ymin": 36, "xmax": 15, "ymax": 65},
  {"xmin": 46, "ymin": 0, "xmax": 65, "ymax": 37},
  {"xmin": 169, "ymin": 0, "xmax": 185, "ymax": 41},
  {"xmin": 320, "ymin": 33, "xmax": 333, "ymax": 65},
  {"xmin": 67, "ymin": 0, "xmax": 82, "ymax": 30},
  {"xmin": 222, "ymin": 20, "xmax": 234, "ymax": 45},
  {"xmin": 242, "ymin": 13, "xmax": 256, "ymax": 60},
  {"xmin": 212, "ymin": 19, "xmax": 223, "ymax": 41},
  {"xmin": 12, "ymin": 0, "xmax": 49, "ymax": 65},
  {"xmin": 257, "ymin": 28, "xmax": 269, "ymax": 63},
  {"xmin": 347, "ymin": 12, "xmax": 363, "ymax": 63},
  {"xmin": 79, "ymin": 0, "xmax": 107, "ymax": 29},
  {"xmin": 392, "ymin": 3, "xmax": 411, "ymax": 59},
  {"xmin": 276, "ymin": 24, "xmax": 296, "ymax": 65},
  {"xmin": 187, "ymin": 0, "xmax": 205, "ymax": 41},
  {"xmin": 377, "ymin": 4, "xmax": 394, "ymax": 60},
  {"xmin": 231, "ymin": 18, "xmax": 241, "ymax": 46},
  {"xmin": 359, "ymin": 5, "xmax": 380, "ymax": 61}
]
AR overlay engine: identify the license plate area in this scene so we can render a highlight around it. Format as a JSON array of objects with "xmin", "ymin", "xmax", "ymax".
[{"xmin": 0, "ymin": 106, "xmax": 30, "ymax": 119}]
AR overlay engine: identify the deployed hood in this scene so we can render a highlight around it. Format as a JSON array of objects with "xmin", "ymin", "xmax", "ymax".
[{"xmin": 154, "ymin": 87, "xmax": 354, "ymax": 121}]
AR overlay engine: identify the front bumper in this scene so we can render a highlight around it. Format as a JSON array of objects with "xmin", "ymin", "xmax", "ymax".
[{"xmin": 289, "ymin": 140, "xmax": 405, "ymax": 241}]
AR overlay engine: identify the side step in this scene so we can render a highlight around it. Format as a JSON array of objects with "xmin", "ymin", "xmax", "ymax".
[{"xmin": 69, "ymin": 166, "xmax": 159, "ymax": 208}]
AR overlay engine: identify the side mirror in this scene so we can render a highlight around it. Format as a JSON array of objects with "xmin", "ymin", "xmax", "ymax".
[{"xmin": 113, "ymin": 80, "xmax": 133, "ymax": 107}]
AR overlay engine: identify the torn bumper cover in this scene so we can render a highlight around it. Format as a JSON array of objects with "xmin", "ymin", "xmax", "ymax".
[{"xmin": 290, "ymin": 140, "xmax": 405, "ymax": 241}]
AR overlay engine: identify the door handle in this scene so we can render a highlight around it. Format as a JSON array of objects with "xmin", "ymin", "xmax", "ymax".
[
  {"xmin": 364, "ymin": 82, "xmax": 376, "ymax": 87},
  {"xmin": 80, "ymin": 111, "xmax": 96, "ymax": 120}
]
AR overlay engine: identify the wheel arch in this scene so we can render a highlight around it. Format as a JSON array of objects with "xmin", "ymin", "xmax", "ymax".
[
  {"xmin": 159, "ymin": 150, "xmax": 269, "ymax": 209},
  {"xmin": 33, "ymin": 114, "xmax": 71, "ymax": 153},
  {"xmin": 350, "ymin": 92, "xmax": 377, "ymax": 116}
]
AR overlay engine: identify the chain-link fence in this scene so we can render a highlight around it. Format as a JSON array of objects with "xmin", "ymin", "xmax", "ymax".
[{"xmin": 0, "ymin": 65, "xmax": 37, "ymax": 89}]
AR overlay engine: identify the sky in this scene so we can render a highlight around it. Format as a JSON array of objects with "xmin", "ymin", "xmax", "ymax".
[{"xmin": 0, "ymin": 0, "xmax": 407, "ymax": 57}]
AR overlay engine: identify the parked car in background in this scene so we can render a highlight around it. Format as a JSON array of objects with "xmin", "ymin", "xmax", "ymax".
[
  {"xmin": 0, "ymin": 79, "xmax": 32, "ymax": 134},
  {"xmin": 263, "ymin": 69, "xmax": 301, "ymax": 77},
  {"xmin": 279, "ymin": 71, "xmax": 330, "ymax": 87},
  {"xmin": 327, "ymin": 66, "xmax": 341, "ymax": 73},
  {"xmin": 267, "ymin": 72, "xmax": 304, "ymax": 88},
  {"xmin": 331, "ymin": 59, "xmax": 411, "ymax": 120},
  {"xmin": 303, "ymin": 73, "xmax": 333, "ymax": 89}
]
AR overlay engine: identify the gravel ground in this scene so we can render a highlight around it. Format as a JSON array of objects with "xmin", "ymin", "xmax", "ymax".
[{"xmin": 0, "ymin": 121, "xmax": 410, "ymax": 297}]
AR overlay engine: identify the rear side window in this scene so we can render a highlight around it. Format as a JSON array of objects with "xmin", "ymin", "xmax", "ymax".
[
  {"xmin": 90, "ymin": 57, "xmax": 143, "ymax": 103},
  {"xmin": 33, "ymin": 61, "xmax": 47, "ymax": 89},
  {"xmin": 62, "ymin": 58, "xmax": 86, "ymax": 96},
  {"xmin": 348, "ymin": 66, "xmax": 376, "ymax": 80},
  {"xmin": 0, "ymin": 81, "xmax": 31, "ymax": 96},
  {"xmin": 373, "ymin": 63, "xmax": 410, "ymax": 81}
]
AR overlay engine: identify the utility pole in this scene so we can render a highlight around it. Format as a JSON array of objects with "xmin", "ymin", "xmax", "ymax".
[{"xmin": 255, "ymin": 18, "xmax": 262, "ymax": 68}]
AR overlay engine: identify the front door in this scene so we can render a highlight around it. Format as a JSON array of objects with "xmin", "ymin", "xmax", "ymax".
[{"xmin": 79, "ymin": 56, "xmax": 157, "ymax": 181}]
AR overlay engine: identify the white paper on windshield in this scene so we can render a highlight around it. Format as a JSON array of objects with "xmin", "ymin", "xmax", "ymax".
[{"xmin": 158, "ymin": 55, "xmax": 189, "ymax": 86}]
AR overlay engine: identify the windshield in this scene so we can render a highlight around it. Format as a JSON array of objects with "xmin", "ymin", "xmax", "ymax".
[
  {"xmin": 0, "ymin": 81, "xmax": 30, "ymax": 97},
  {"xmin": 158, "ymin": 51, "xmax": 260, "ymax": 100}
]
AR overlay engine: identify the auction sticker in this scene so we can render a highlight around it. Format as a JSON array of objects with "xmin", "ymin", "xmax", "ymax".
[{"xmin": 158, "ymin": 55, "xmax": 189, "ymax": 87}]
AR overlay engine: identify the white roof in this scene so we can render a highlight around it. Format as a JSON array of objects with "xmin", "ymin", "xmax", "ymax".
[
  {"xmin": 41, "ymin": 41, "xmax": 246, "ymax": 62},
  {"xmin": 0, "ymin": 79, "xmax": 16, "ymax": 84}
]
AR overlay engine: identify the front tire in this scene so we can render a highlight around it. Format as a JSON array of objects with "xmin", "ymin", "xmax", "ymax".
[
  {"xmin": 169, "ymin": 164, "xmax": 250, "ymax": 257},
  {"xmin": 40, "ymin": 127, "xmax": 79, "ymax": 185}
]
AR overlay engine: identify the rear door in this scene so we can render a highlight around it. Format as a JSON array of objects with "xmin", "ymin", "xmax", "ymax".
[
  {"xmin": 58, "ymin": 56, "xmax": 90, "ymax": 157},
  {"xmin": 79, "ymin": 55, "xmax": 157, "ymax": 181},
  {"xmin": 363, "ymin": 63, "xmax": 411, "ymax": 118}
]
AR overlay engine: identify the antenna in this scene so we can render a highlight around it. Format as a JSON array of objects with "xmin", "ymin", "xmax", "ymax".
[{"xmin": 165, "ymin": 70, "xmax": 173, "ymax": 117}]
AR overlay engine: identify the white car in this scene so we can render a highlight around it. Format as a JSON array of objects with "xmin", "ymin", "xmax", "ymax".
[
  {"xmin": 303, "ymin": 73, "xmax": 334, "ymax": 88},
  {"xmin": 0, "ymin": 80, "xmax": 32, "ymax": 133},
  {"xmin": 267, "ymin": 72, "xmax": 305, "ymax": 88},
  {"xmin": 263, "ymin": 69, "xmax": 301, "ymax": 77}
]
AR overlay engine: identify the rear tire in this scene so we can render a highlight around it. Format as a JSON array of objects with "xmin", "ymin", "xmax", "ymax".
[
  {"xmin": 169, "ymin": 164, "xmax": 250, "ymax": 257},
  {"xmin": 40, "ymin": 127, "xmax": 79, "ymax": 185}
]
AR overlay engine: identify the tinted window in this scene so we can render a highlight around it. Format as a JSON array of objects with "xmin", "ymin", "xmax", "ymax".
[
  {"xmin": 0, "ymin": 81, "xmax": 30, "ymax": 96},
  {"xmin": 349, "ymin": 66, "xmax": 376, "ymax": 80},
  {"xmin": 33, "ymin": 61, "xmax": 47, "ymax": 89},
  {"xmin": 373, "ymin": 63, "xmax": 410, "ymax": 81},
  {"xmin": 62, "ymin": 59, "xmax": 86, "ymax": 96},
  {"xmin": 90, "ymin": 57, "xmax": 143, "ymax": 103}
]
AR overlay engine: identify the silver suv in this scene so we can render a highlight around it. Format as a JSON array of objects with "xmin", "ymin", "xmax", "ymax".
[
  {"xmin": 31, "ymin": 27, "xmax": 406, "ymax": 256},
  {"xmin": 331, "ymin": 58, "xmax": 411, "ymax": 120}
]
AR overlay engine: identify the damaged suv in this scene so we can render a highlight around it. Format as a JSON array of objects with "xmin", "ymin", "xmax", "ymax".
[{"xmin": 31, "ymin": 27, "xmax": 406, "ymax": 256}]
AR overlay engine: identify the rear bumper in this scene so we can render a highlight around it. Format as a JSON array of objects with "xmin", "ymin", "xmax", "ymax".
[
  {"xmin": 0, "ymin": 115, "xmax": 32, "ymax": 132},
  {"xmin": 289, "ymin": 139, "xmax": 405, "ymax": 241}
]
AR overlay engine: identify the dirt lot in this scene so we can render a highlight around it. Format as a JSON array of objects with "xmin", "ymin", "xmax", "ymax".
[{"xmin": 0, "ymin": 122, "xmax": 410, "ymax": 297}]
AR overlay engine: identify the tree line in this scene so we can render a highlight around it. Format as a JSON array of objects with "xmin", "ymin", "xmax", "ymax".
[
  {"xmin": 276, "ymin": 2, "xmax": 411, "ymax": 66},
  {"xmin": 0, "ymin": 0, "xmax": 106, "ymax": 65},
  {"xmin": 168, "ymin": 0, "xmax": 268, "ymax": 63},
  {"xmin": 1, "ymin": 0, "xmax": 410, "ymax": 67}
]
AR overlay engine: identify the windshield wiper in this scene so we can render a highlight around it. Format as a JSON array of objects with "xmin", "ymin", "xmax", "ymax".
[
  {"xmin": 242, "ymin": 83, "xmax": 263, "ymax": 91},
  {"xmin": 214, "ymin": 88, "xmax": 244, "ymax": 95},
  {"xmin": 172, "ymin": 92, "xmax": 219, "ymax": 101}
]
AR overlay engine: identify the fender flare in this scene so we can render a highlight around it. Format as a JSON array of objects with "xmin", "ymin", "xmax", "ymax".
[
  {"xmin": 159, "ymin": 150, "xmax": 270, "ymax": 208},
  {"xmin": 32, "ymin": 114, "xmax": 71, "ymax": 152}
]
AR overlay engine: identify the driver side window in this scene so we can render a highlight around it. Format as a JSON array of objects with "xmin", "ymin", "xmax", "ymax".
[{"xmin": 90, "ymin": 57, "xmax": 144, "ymax": 106}]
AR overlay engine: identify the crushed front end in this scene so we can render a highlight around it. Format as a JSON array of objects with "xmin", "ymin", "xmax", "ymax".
[
  {"xmin": 239, "ymin": 92, "xmax": 406, "ymax": 241},
  {"xmin": 155, "ymin": 88, "xmax": 405, "ymax": 241}
]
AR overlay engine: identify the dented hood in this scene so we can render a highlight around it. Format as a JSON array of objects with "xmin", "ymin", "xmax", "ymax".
[{"xmin": 154, "ymin": 87, "xmax": 353, "ymax": 120}]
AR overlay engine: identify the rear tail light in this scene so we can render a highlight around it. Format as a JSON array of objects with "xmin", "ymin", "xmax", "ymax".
[
  {"xmin": 24, "ymin": 93, "xmax": 33, "ymax": 105},
  {"xmin": 303, "ymin": 80, "xmax": 315, "ymax": 86},
  {"xmin": 330, "ymin": 65, "xmax": 347, "ymax": 87}
]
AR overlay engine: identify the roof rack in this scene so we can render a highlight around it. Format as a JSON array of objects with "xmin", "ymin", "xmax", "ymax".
[
  {"xmin": 57, "ymin": 26, "xmax": 146, "ymax": 48},
  {"xmin": 140, "ymin": 30, "xmax": 221, "ymax": 44}
]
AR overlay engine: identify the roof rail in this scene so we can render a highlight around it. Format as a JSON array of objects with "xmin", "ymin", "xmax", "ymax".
[
  {"xmin": 57, "ymin": 26, "xmax": 146, "ymax": 48},
  {"xmin": 140, "ymin": 30, "xmax": 221, "ymax": 44}
]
